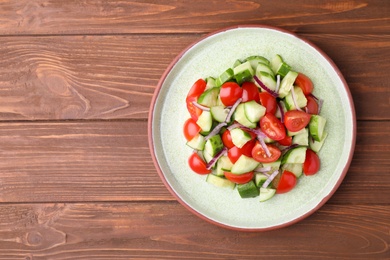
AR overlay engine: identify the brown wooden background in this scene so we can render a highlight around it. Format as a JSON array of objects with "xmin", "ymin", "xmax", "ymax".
[{"xmin": 0, "ymin": 1, "xmax": 389, "ymax": 259}]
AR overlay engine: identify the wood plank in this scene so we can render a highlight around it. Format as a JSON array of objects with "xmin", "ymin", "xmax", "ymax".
[
  {"xmin": 0, "ymin": 202, "xmax": 388, "ymax": 259},
  {"xmin": 0, "ymin": 0, "xmax": 388, "ymax": 35},
  {"xmin": 0, "ymin": 120, "xmax": 388, "ymax": 204},
  {"xmin": 0, "ymin": 34, "xmax": 389, "ymax": 120}
]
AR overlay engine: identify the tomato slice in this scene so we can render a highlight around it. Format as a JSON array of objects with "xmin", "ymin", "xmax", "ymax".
[
  {"xmin": 277, "ymin": 135, "xmax": 292, "ymax": 146},
  {"xmin": 259, "ymin": 92, "xmax": 277, "ymax": 114},
  {"xmin": 251, "ymin": 141, "xmax": 281, "ymax": 163},
  {"xmin": 188, "ymin": 152, "xmax": 211, "ymax": 175},
  {"xmin": 186, "ymin": 79, "xmax": 207, "ymax": 99},
  {"xmin": 294, "ymin": 73, "xmax": 313, "ymax": 95},
  {"xmin": 224, "ymin": 171, "xmax": 254, "ymax": 184},
  {"xmin": 305, "ymin": 95, "xmax": 319, "ymax": 114},
  {"xmin": 303, "ymin": 149, "xmax": 321, "ymax": 175},
  {"xmin": 183, "ymin": 118, "xmax": 201, "ymax": 141},
  {"xmin": 220, "ymin": 82, "xmax": 243, "ymax": 106},
  {"xmin": 227, "ymin": 139, "xmax": 255, "ymax": 164},
  {"xmin": 276, "ymin": 170, "xmax": 297, "ymax": 194},
  {"xmin": 222, "ymin": 130, "xmax": 235, "ymax": 149},
  {"xmin": 260, "ymin": 113, "xmax": 286, "ymax": 141},
  {"xmin": 241, "ymin": 82, "xmax": 260, "ymax": 103},
  {"xmin": 186, "ymin": 95, "xmax": 203, "ymax": 121},
  {"xmin": 284, "ymin": 110, "xmax": 311, "ymax": 132}
]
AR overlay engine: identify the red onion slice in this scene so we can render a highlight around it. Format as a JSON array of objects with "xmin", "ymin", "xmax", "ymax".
[
  {"xmin": 277, "ymin": 102, "xmax": 285, "ymax": 123},
  {"xmin": 290, "ymin": 86, "xmax": 303, "ymax": 111},
  {"xmin": 225, "ymin": 98, "xmax": 242, "ymax": 123},
  {"xmin": 262, "ymin": 169, "xmax": 279, "ymax": 188},
  {"xmin": 317, "ymin": 98, "xmax": 324, "ymax": 114},
  {"xmin": 275, "ymin": 74, "xmax": 281, "ymax": 93},
  {"xmin": 206, "ymin": 147, "xmax": 228, "ymax": 170},
  {"xmin": 254, "ymin": 165, "xmax": 272, "ymax": 173},
  {"xmin": 253, "ymin": 75, "xmax": 279, "ymax": 98},
  {"xmin": 204, "ymin": 122, "xmax": 227, "ymax": 141},
  {"xmin": 192, "ymin": 101, "xmax": 210, "ymax": 111}
]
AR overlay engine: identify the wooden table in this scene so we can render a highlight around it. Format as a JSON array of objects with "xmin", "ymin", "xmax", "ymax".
[{"xmin": 0, "ymin": 1, "xmax": 388, "ymax": 259}]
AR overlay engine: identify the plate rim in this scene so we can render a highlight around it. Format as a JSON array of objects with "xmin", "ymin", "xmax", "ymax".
[{"xmin": 148, "ymin": 24, "xmax": 357, "ymax": 231}]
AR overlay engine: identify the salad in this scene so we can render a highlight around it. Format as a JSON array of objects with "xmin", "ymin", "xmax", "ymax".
[{"xmin": 183, "ymin": 54, "xmax": 327, "ymax": 201}]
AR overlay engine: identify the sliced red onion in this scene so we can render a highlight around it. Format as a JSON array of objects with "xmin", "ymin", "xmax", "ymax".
[
  {"xmin": 281, "ymin": 143, "xmax": 298, "ymax": 154},
  {"xmin": 204, "ymin": 122, "xmax": 227, "ymax": 141},
  {"xmin": 192, "ymin": 101, "xmax": 210, "ymax": 111},
  {"xmin": 262, "ymin": 169, "xmax": 279, "ymax": 188},
  {"xmin": 206, "ymin": 147, "xmax": 228, "ymax": 170},
  {"xmin": 225, "ymin": 98, "xmax": 242, "ymax": 123},
  {"xmin": 254, "ymin": 165, "xmax": 272, "ymax": 173},
  {"xmin": 290, "ymin": 86, "xmax": 303, "ymax": 111},
  {"xmin": 317, "ymin": 98, "xmax": 324, "ymax": 114},
  {"xmin": 277, "ymin": 102, "xmax": 285, "ymax": 123},
  {"xmin": 227, "ymin": 122, "xmax": 240, "ymax": 131},
  {"xmin": 253, "ymin": 75, "xmax": 279, "ymax": 98},
  {"xmin": 275, "ymin": 74, "xmax": 281, "ymax": 93},
  {"xmin": 309, "ymin": 93, "xmax": 319, "ymax": 101},
  {"xmin": 257, "ymin": 135, "xmax": 271, "ymax": 157}
]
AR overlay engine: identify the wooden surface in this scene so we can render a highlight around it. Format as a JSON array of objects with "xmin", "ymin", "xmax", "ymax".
[{"xmin": 0, "ymin": 0, "xmax": 389, "ymax": 259}]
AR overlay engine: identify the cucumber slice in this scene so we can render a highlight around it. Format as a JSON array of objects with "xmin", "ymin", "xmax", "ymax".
[
  {"xmin": 282, "ymin": 146, "xmax": 307, "ymax": 164},
  {"xmin": 287, "ymin": 127, "xmax": 307, "ymax": 137},
  {"xmin": 244, "ymin": 100, "xmax": 266, "ymax": 123},
  {"xmin": 233, "ymin": 61, "xmax": 254, "ymax": 85},
  {"xmin": 233, "ymin": 103, "xmax": 257, "ymax": 128},
  {"xmin": 309, "ymin": 132, "xmax": 328, "ymax": 152},
  {"xmin": 275, "ymin": 100, "xmax": 287, "ymax": 119},
  {"xmin": 186, "ymin": 134, "xmax": 206, "ymax": 150},
  {"xmin": 255, "ymin": 173, "xmax": 268, "ymax": 187},
  {"xmin": 215, "ymin": 155, "xmax": 233, "ymax": 176},
  {"xmin": 206, "ymin": 174, "xmax": 235, "ymax": 189},
  {"xmin": 205, "ymin": 77, "xmax": 216, "ymax": 91},
  {"xmin": 281, "ymin": 163, "xmax": 303, "ymax": 178},
  {"xmin": 256, "ymin": 62, "xmax": 275, "ymax": 77},
  {"xmin": 285, "ymin": 86, "xmax": 307, "ymax": 110},
  {"xmin": 203, "ymin": 149, "xmax": 213, "ymax": 164},
  {"xmin": 259, "ymin": 188, "xmax": 276, "ymax": 202},
  {"xmin": 197, "ymin": 87, "xmax": 219, "ymax": 107},
  {"xmin": 204, "ymin": 135, "xmax": 223, "ymax": 157},
  {"xmin": 237, "ymin": 180, "xmax": 260, "ymax": 198},
  {"xmin": 292, "ymin": 128, "xmax": 309, "ymax": 146},
  {"xmin": 215, "ymin": 68, "xmax": 234, "ymax": 87},
  {"xmin": 233, "ymin": 59, "xmax": 242, "ymax": 68},
  {"xmin": 278, "ymin": 70, "xmax": 298, "ymax": 98},
  {"xmin": 262, "ymin": 160, "xmax": 282, "ymax": 170},
  {"xmin": 196, "ymin": 111, "xmax": 213, "ymax": 133},
  {"xmin": 230, "ymin": 128, "xmax": 251, "ymax": 148},
  {"xmin": 210, "ymin": 106, "xmax": 229, "ymax": 123},
  {"xmin": 256, "ymin": 71, "xmax": 277, "ymax": 91},
  {"xmin": 309, "ymin": 115, "xmax": 327, "ymax": 142},
  {"xmin": 231, "ymin": 155, "xmax": 260, "ymax": 174},
  {"xmin": 246, "ymin": 55, "xmax": 270, "ymax": 69}
]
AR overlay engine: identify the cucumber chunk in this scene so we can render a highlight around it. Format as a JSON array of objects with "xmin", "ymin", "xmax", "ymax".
[
  {"xmin": 233, "ymin": 103, "xmax": 257, "ymax": 128},
  {"xmin": 256, "ymin": 62, "xmax": 275, "ymax": 77},
  {"xmin": 237, "ymin": 180, "xmax": 260, "ymax": 198},
  {"xmin": 210, "ymin": 106, "xmax": 229, "ymax": 123},
  {"xmin": 255, "ymin": 173, "xmax": 268, "ymax": 187},
  {"xmin": 244, "ymin": 100, "xmax": 266, "ymax": 123},
  {"xmin": 278, "ymin": 70, "xmax": 298, "ymax": 98},
  {"xmin": 205, "ymin": 77, "xmax": 216, "ymax": 91},
  {"xmin": 230, "ymin": 128, "xmax": 251, "ymax": 148},
  {"xmin": 270, "ymin": 54, "xmax": 284, "ymax": 75},
  {"xmin": 282, "ymin": 146, "xmax": 307, "ymax": 164},
  {"xmin": 186, "ymin": 134, "xmax": 206, "ymax": 151},
  {"xmin": 206, "ymin": 174, "xmax": 235, "ymax": 189},
  {"xmin": 215, "ymin": 68, "xmax": 234, "ymax": 87},
  {"xmin": 259, "ymin": 188, "xmax": 276, "ymax": 202},
  {"xmin": 246, "ymin": 55, "xmax": 270, "ymax": 69},
  {"xmin": 215, "ymin": 155, "xmax": 233, "ymax": 176},
  {"xmin": 196, "ymin": 111, "xmax": 213, "ymax": 133},
  {"xmin": 285, "ymin": 86, "xmax": 307, "ymax": 110},
  {"xmin": 292, "ymin": 128, "xmax": 309, "ymax": 146},
  {"xmin": 309, "ymin": 115, "xmax": 327, "ymax": 142},
  {"xmin": 204, "ymin": 135, "xmax": 223, "ymax": 157},
  {"xmin": 233, "ymin": 61, "xmax": 254, "ymax": 85},
  {"xmin": 281, "ymin": 163, "xmax": 303, "ymax": 178},
  {"xmin": 256, "ymin": 71, "xmax": 277, "ymax": 91},
  {"xmin": 309, "ymin": 132, "xmax": 328, "ymax": 152},
  {"xmin": 197, "ymin": 87, "xmax": 219, "ymax": 107},
  {"xmin": 231, "ymin": 155, "xmax": 260, "ymax": 174}
]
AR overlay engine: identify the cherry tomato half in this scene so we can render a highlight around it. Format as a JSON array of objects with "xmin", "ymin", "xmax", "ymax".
[
  {"xmin": 251, "ymin": 141, "xmax": 281, "ymax": 163},
  {"xmin": 259, "ymin": 92, "xmax": 277, "ymax": 114},
  {"xmin": 284, "ymin": 110, "xmax": 311, "ymax": 132},
  {"xmin": 186, "ymin": 96, "xmax": 203, "ymax": 121},
  {"xmin": 276, "ymin": 170, "xmax": 297, "ymax": 194},
  {"xmin": 260, "ymin": 113, "xmax": 286, "ymax": 141},
  {"xmin": 305, "ymin": 95, "xmax": 319, "ymax": 115},
  {"xmin": 222, "ymin": 130, "xmax": 235, "ymax": 149},
  {"xmin": 294, "ymin": 73, "xmax": 313, "ymax": 95},
  {"xmin": 220, "ymin": 82, "xmax": 243, "ymax": 106},
  {"xmin": 183, "ymin": 118, "xmax": 201, "ymax": 141},
  {"xmin": 303, "ymin": 149, "xmax": 321, "ymax": 175},
  {"xmin": 227, "ymin": 139, "xmax": 256, "ymax": 164},
  {"xmin": 188, "ymin": 152, "xmax": 211, "ymax": 175},
  {"xmin": 224, "ymin": 171, "xmax": 254, "ymax": 184},
  {"xmin": 241, "ymin": 82, "xmax": 260, "ymax": 103},
  {"xmin": 277, "ymin": 135, "xmax": 293, "ymax": 146},
  {"xmin": 186, "ymin": 78, "xmax": 206, "ymax": 99}
]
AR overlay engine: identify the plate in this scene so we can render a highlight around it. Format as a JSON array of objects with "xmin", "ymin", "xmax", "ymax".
[{"xmin": 148, "ymin": 25, "xmax": 356, "ymax": 231}]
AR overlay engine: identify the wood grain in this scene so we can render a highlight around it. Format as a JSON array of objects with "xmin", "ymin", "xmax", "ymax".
[
  {"xmin": 0, "ymin": 34, "xmax": 389, "ymax": 120},
  {"xmin": 0, "ymin": 0, "xmax": 388, "ymax": 35},
  {"xmin": 0, "ymin": 120, "xmax": 388, "ymax": 204},
  {"xmin": 0, "ymin": 202, "xmax": 388, "ymax": 259}
]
